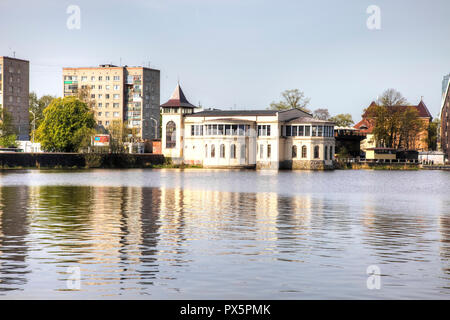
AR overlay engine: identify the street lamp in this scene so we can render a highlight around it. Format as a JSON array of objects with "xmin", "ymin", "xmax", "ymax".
[{"xmin": 148, "ymin": 116, "xmax": 158, "ymax": 139}]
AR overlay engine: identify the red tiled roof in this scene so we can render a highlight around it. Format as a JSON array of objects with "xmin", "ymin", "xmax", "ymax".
[
  {"xmin": 361, "ymin": 100, "xmax": 432, "ymax": 119},
  {"xmin": 354, "ymin": 118, "xmax": 374, "ymax": 134}
]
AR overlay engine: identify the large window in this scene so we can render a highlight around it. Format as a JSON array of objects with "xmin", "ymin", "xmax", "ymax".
[
  {"xmin": 259, "ymin": 144, "xmax": 264, "ymax": 159},
  {"xmin": 292, "ymin": 145, "xmax": 297, "ymax": 158},
  {"xmin": 330, "ymin": 146, "xmax": 333, "ymax": 160},
  {"xmin": 302, "ymin": 145, "xmax": 307, "ymax": 158},
  {"xmin": 220, "ymin": 144, "xmax": 225, "ymax": 158},
  {"xmin": 231, "ymin": 144, "xmax": 236, "ymax": 159},
  {"xmin": 314, "ymin": 146, "xmax": 320, "ymax": 159},
  {"xmin": 205, "ymin": 144, "xmax": 208, "ymax": 158},
  {"xmin": 240, "ymin": 145, "xmax": 246, "ymax": 159},
  {"xmin": 191, "ymin": 125, "xmax": 203, "ymax": 136},
  {"xmin": 166, "ymin": 121, "xmax": 176, "ymax": 148},
  {"xmin": 324, "ymin": 146, "xmax": 328, "ymax": 160},
  {"xmin": 267, "ymin": 144, "xmax": 271, "ymax": 158},
  {"xmin": 257, "ymin": 125, "xmax": 271, "ymax": 137},
  {"xmin": 211, "ymin": 144, "xmax": 216, "ymax": 158},
  {"xmin": 205, "ymin": 124, "xmax": 250, "ymax": 136}
]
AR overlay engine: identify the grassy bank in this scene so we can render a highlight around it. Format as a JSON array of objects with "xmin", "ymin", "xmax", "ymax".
[{"xmin": 335, "ymin": 162, "xmax": 420, "ymax": 170}]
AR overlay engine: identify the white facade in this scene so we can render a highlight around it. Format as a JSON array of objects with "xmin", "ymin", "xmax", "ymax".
[{"xmin": 162, "ymin": 107, "xmax": 335, "ymax": 170}]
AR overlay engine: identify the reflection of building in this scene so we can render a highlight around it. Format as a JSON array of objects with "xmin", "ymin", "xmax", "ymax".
[
  {"xmin": 62, "ymin": 64, "xmax": 160, "ymax": 140},
  {"xmin": 354, "ymin": 100, "xmax": 433, "ymax": 152},
  {"xmin": 440, "ymin": 80, "xmax": 450, "ymax": 161},
  {"xmin": 0, "ymin": 56, "xmax": 30, "ymax": 140},
  {"xmin": 161, "ymin": 84, "xmax": 335, "ymax": 170}
]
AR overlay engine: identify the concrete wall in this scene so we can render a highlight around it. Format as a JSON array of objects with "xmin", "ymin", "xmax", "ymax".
[{"xmin": 0, "ymin": 153, "xmax": 164, "ymax": 168}]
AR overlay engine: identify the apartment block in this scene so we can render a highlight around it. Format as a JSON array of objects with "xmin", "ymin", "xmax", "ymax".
[
  {"xmin": 62, "ymin": 64, "xmax": 160, "ymax": 141},
  {"xmin": 0, "ymin": 56, "xmax": 30, "ymax": 141}
]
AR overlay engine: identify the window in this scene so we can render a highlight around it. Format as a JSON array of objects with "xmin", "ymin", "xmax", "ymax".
[
  {"xmin": 81, "ymin": 76, "xmax": 87, "ymax": 81},
  {"xmin": 292, "ymin": 126, "xmax": 298, "ymax": 136},
  {"xmin": 240, "ymin": 144, "xmax": 246, "ymax": 159},
  {"xmin": 312, "ymin": 126, "xmax": 317, "ymax": 137},
  {"xmin": 330, "ymin": 146, "xmax": 333, "ymax": 160},
  {"xmin": 113, "ymin": 112, "xmax": 119, "ymax": 117},
  {"xmin": 98, "ymin": 76, "xmax": 102, "ymax": 81},
  {"xmin": 98, "ymin": 94, "xmax": 103, "ymax": 99},
  {"xmin": 106, "ymin": 94, "xmax": 110, "ymax": 99},
  {"xmin": 113, "ymin": 94, "xmax": 120, "ymax": 99},
  {"xmin": 260, "ymin": 144, "xmax": 264, "ymax": 158},
  {"xmin": 106, "ymin": 85, "xmax": 110, "ymax": 90},
  {"xmin": 298, "ymin": 126, "xmax": 304, "ymax": 136},
  {"xmin": 220, "ymin": 144, "xmax": 225, "ymax": 158},
  {"xmin": 314, "ymin": 146, "xmax": 320, "ymax": 159},
  {"xmin": 302, "ymin": 145, "xmax": 307, "ymax": 158},
  {"xmin": 113, "ymin": 103, "xmax": 119, "ymax": 108},
  {"xmin": 98, "ymin": 103, "xmax": 102, "ymax": 108},
  {"xmin": 91, "ymin": 94, "xmax": 95, "ymax": 99},
  {"xmin": 106, "ymin": 76, "xmax": 110, "ymax": 81},
  {"xmin": 205, "ymin": 145, "xmax": 208, "ymax": 158},
  {"xmin": 98, "ymin": 112, "xmax": 102, "ymax": 116},
  {"xmin": 267, "ymin": 144, "xmax": 271, "ymax": 158},
  {"xmin": 211, "ymin": 144, "xmax": 216, "ymax": 158},
  {"xmin": 105, "ymin": 121, "xmax": 110, "ymax": 126},
  {"xmin": 286, "ymin": 125, "xmax": 292, "ymax": 137},
  {"xmin": 98, "ymin": 85, "xmax": 103, "ymax": 90},
  {"xmin": 114, "ymin": 85, "xmax": 120, "ymax": 90},
  {"xmin": 231, "ymin": 144, "xmax": 236, "ymax": 159},
  {"xmin": 305, "ymin": 126, "xmax": 311, "ymax": 136},
  {"xmin": 105, "ymin": 112, "xmax": 110, "ymax": 117},
  {"xmin": 324, "ymin": 146, "xmax": 328, "ymax": 160},
  {"xmin": 166, "ymin": 121, "xmax": 176, "ymax": 148},
  {"xmin": 292, "ymin": 145, "xmax": 297, "ymax": 158},
  {"xmin": 114, "ymin": 76, "xmax": 120, "ymax": 81},
  {"xmin": 257, "ymin": 125, "xmax": 271, "ymax": 136},
  {"xmin": 318, "ymin": 126, "xmax": 323, "ymax": 137},
  {"xmin": 91, "ymin": 76, "xmax": 95, "ymax": 81}
]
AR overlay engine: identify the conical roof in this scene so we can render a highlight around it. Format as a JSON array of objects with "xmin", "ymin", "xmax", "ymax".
[{"xmin": 161, "ymin": 84, "xmax": 196, "ymax": 108}]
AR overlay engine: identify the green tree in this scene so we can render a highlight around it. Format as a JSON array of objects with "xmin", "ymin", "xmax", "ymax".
[
  {"xmin": 0, "ymin": 106, "xmax": 18, "ymax": 148},
  {"xmin": 29, "ymin": 92, "xmax": 56, "ymax": 138},
  {"xmin": 35, "ymin": 96, "xmax": 96, "ymax": 152},
  {"xmin": 313, "ymin": 108, "xmax": 330, "ymax": 120},
  {"xmin": 425, "ymin": 118, "xmax": 439, "ymax": 151},
  {"xmin": 269, "ymin": 89, "xmax": 311, "ymax": 113},
  {"xmin": 365, "ymin": 89, "xmax": 423, "ymax": 149},
  {"xmin": 330, "ymin": 113, "xmax": 354, "ymax": 127}
]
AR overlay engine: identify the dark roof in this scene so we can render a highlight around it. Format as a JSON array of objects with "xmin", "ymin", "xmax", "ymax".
[
  {"xmin": 186, "ymin": 109, "xmax": 278, "ymax": 117},
  {"xmin": 362, "ymin": 100, "xmax": 432, "ymax": 119},
  {"xmin": 161, "ymin": 84, "xmax": 196, "ymax": 108}
]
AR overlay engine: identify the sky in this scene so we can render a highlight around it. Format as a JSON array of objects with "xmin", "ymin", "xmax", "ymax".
[{"xmin": 1, "ymin": 0, "xmax": 450, "ymax": 122}]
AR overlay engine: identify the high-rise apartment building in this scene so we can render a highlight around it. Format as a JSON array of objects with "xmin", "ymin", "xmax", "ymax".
[
  {"xmin": 62, "ymin": 64, "xmax": 160, "ymax": 141},
  {"xmin": 443, "ymin": 74, "xmax": 450, "ymax": 97},
  {"xmin": 0, "ymin": 56, "xmax": 30, "ymax": 141}
]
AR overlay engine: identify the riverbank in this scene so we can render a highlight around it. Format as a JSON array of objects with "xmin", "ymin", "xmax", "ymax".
[
  {"xmin": 0, "ymin": 152, "xmax": 165, "ymax": 169},
  {"xmin": 335, "ymin": 161, "xmax": 420, "ymax": 170}
]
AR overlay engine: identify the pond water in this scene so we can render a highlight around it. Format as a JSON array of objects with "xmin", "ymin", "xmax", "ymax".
[{"xmin": 0, "ymin": 169, "xmax": 449, "ymax": 299}]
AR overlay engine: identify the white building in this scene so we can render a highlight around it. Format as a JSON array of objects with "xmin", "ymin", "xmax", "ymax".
[{"xmin": 161, "ymin": 85, "xmax": 335, "ymax": 170}]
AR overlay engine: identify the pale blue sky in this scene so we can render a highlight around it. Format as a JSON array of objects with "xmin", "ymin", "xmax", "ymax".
[{"xmin": 1, "ymin": 0, "xmax": 449, "ymax": 121}]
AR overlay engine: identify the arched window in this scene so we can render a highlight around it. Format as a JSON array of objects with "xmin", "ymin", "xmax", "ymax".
[
  {"xmin": 240, "ymin": 144, "xmax": 246, "ymax": 159},
  {"xmin": 211, "ymin": 144, "xmax": 216, "ymax": 158},
  {"xmin": 220, "ymin": 144, "xmax": 225, "ymax": 158},
  {"xmin": 231, "ymin": 144, "xmax": 236, "ymax": 159},
  {"xmin": 205, "ymin": 144, "xmax": 208, "ymax": 158},
  {"xmin": 302, "ymin": 145, "xmax": 307, "ymax": 158},
  {"xmin": 330, "ymin": 146, "xmax": 333, "ymax": 160},
  {"xmin": 166, "ymin": 121, "xmax": 176, "ymax": 148},
  {"xmin": 292, "ymin": 145, "xmax": 297, "ymax": 158},
  {"xmin": 314, "ymin": 146, "xmax": 320, "ymax": 159},
  {"xmin": 324, "ymin": 146, "xmax": 328, "ymax": 160}
]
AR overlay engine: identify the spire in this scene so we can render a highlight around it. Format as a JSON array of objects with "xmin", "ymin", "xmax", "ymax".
[{"xmin": 161, "ymin": 84, "xmax": 196, "ymax": 108}]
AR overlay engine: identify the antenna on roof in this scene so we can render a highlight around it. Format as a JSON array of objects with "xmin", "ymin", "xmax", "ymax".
[{"xmin": 119, "ymin": 57, "xmax": 122, "ymax": 66}]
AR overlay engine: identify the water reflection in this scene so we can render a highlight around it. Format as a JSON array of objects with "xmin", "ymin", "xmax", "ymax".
[{"xmin": 0, "ymin": 170, "xmax": 449, "ymax": 298}]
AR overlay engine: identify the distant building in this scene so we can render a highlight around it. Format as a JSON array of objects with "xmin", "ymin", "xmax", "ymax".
[
  {"xmin": 443, "ymin": 74, "xmax": 450, "ymax": 97},
  {"xmin": 0, "ymin": 56, "xmax": 30, "ymax": 140},
  {"xmin": 440, "ymin": 80, "xmax": 450, "ymax": 161},
  {"xmin": 161, "ymin": 84, "xmax": 335, "ymax": 170},
  {"xmin": 354, "ymin": 100, "xmax": 433, "ymax": 152},
  {"xmin": 62, "ymin": 64, "xmax": 160, "ymax": 141}
]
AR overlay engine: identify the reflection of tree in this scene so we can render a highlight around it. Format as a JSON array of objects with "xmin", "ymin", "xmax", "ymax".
[
  {"xmin": 439, "ymin": 215, "xmax": 450, "ymax": 274},
  {"xmin": 0, "ymin": 186, "xmax": 30, "ymax": 292}
]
